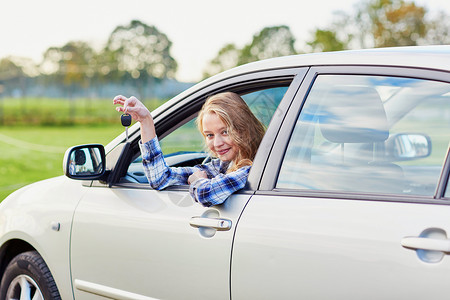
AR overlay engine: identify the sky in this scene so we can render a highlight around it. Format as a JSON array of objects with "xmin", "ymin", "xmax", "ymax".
[{"xmin": 1, "ymin": 0, "xmax": 449, "ymax": 82}]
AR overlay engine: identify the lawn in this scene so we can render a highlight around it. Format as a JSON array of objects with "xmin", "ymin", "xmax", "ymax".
[
  {"xmin": 0, "ymin": 96, "xmax": 168, "ymax": 201},
  {"xmin": 0, "ymin": 125, "xmax": 124, "ymax": 201}
]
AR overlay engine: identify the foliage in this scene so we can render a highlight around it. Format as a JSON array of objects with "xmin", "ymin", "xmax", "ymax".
[
  {"xmin": 104, "ymin": 20, "xmax": 177, "ymax": 81},
  {"xmin": 239, "ymin": 25, "xmax": 297, "ymax": 64},
  {"xmin": 307, "ymin": 30, "xmax": 348, "ymax": 52},
  {"xmin": 203, "ymin": 25, "xmax": 297, "ymax": 78},
  {"xmin": 0, "ymin": 20, "xmax": 178, "ymax": 99},
  {"xmin": 306, "ymin": 0, "xmax": 450, "ymax": 51},
  {"xmin": 1, "ymin": 1, "xmax": 450, "ymax": 95},
  {"xmin": 356, "ymin": 0, "xmax": 427, "ymax": 47},
  {"xmin": 202, "ymin": 44, "xmax": 240, "ymax": 79},
  {"xmin": 40, "ymin": 41, "xmax": 96, "ymax": 88},
  {"xmin": 425, "ymin": 11, "xmax": 450, "ymax": 45}
]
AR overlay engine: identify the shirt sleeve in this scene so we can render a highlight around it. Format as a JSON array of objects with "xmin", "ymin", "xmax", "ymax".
[
  {"xmin": 189, "ymin": 166, "xmax": 251, "ymax": 207},
  {"xmin": 139, "ymin": 137, "xmax": 196, "ymax": 190}
]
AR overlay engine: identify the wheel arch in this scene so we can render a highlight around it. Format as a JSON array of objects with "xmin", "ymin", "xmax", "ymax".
[{"xmin": 0, "ymin": 239, "xmax": 35, "ymax": 283}]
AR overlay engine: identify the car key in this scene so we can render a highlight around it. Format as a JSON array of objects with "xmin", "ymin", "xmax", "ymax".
[{"xmin": 121, "ymin": 113, "xmax": 132, "ymax": 142}]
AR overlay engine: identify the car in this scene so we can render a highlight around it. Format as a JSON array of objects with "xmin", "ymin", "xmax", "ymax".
[{"xmin": 1, "ymin": 45, "xmax": 450, "ymax": 300}]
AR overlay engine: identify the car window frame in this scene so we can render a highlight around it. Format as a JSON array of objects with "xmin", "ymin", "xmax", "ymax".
[
  {"xmin": 258, "ymin": 65, "xmax": 450, "ymax": 204},
  {"xmin": 106, "ymin": 67, "xmax": 306, "ymax": 190}
]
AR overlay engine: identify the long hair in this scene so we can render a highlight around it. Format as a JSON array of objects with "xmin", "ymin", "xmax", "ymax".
[{"xmin": 197, "ymin": 92, "xmax": 266, "ymax": 172}]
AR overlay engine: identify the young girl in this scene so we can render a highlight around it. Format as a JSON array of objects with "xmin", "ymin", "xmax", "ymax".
[{"xmin": 113, "ymin": 92, "xmax": 265, "ymax": 207}]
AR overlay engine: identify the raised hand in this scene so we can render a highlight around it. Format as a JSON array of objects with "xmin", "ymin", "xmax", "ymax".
[
  {"xmin": 113, "ymin": 95, "xmax": 156, "ymax": 143},
  {"xmin": 113, "ymin": 95, "xmax": 151, "ymax": 123}
]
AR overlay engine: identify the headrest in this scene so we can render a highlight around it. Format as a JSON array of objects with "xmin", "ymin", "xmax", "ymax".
[
  {"xmin": 74, "ymin": 149, "xmax": 86, "ymax": 165},
  {"xmin": 319, "ymin": 86, "xmax": 388, "ymax": 143}
]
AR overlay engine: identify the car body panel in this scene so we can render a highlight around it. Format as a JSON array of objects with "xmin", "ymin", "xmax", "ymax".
[
  {"xmin": 232, "ymin": 195, "xmax": 450, "ymax": 300},
  {"xmin": 0, "ymin": 176, "xmax": 84, "ymax": 300},
  {"xmin": 70, "ymin": 187, "xmax": 252, "ymax": 299}
]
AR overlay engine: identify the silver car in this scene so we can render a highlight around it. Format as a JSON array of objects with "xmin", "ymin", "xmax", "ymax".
[{"xmin": 1, "ymin": 46, "xmax": 450, "ymax": 300}]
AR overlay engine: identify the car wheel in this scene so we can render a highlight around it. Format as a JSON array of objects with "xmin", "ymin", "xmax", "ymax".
[{"xmin": 0, "ymin": 250, "xmax": 61, "ymax": 300}]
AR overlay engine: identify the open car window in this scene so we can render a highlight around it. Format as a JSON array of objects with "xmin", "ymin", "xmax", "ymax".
[{"xmin": 124, "ymin": 86, "xmax": 290, "ymax": 184}]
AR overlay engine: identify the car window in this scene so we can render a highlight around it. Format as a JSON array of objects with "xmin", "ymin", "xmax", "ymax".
[
  {"xmin": 126, "ymin": 86, "xmax": 289, "ymax": 183},
  {"xmin": 277, "ymin": 74, "xmax": 450, "ymax": 196}
]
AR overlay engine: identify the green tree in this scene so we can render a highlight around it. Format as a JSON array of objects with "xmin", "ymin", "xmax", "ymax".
[
  {"xmin": 40, "ymin": 41, "xmax": 95, "ymax": 88},
  {"xmin": 307, "ymin": 29, "xmax": 348, "ymax": 52},
  {"xmin": 239, "ymin": 25, "xmax": 297, "ymax": 65},
  {"xmin": 307, "ymin": 0, "xmax": 445, "ymax": 51},
  {"xmin": 202, "ymin": 43, "xmax": 240, "ymax": 78},
  {"xmin": 0, "ymin": 57, "xmax": 24, "ymax": 81},
  {"xmin": 357, "ymin": 0, "xmax": 427, "ymax": 47},
  {"xmin": 203, "ymin": 25, "xmax": 297, "ymax": 78},
  {"xmin": 0, "ymin": 56, "xmax": 37, "ymax": 97},
  {"xmin": 103, "ymin": 19, "xmax": 177, "ymax": 97}
]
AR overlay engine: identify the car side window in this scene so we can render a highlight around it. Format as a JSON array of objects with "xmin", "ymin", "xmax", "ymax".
[
  {"xmin": 277, "ymin": 74, "xmax": 450, "ymax": 196},
  {"xmin": 126, "ymin": 86, "xmax": 289, "ymax": 183}
]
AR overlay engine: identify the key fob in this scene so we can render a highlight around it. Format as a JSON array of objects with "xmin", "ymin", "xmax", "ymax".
[{"xmin": 121, "ymin": 114, "xmax": 132, "ymax": 127}]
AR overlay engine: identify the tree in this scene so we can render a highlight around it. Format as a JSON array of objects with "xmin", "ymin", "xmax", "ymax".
[
  {"xmin": 239, "ymin": 25, "xmax": 297, "ymax": 65},
  {"xmin": 357, "ymin": 0, "xmax": 427, "ymax": 47},
  {"xmin": 202, "ymin": 43, "xmax": 240, "ymax": 78},
  {"xmin": 423, "ymin": 11, "xmax": 450, "ymax": 45},
  {"xmin": 307, "ymin": 0, "xmax": 446, "ymax": 51},
  {"xmin": 307, "ymin": 29, "xmax": 348, "ymax": 52},
  {"xmin": 40, "ymin": 41, "xmax": 95, "ymax": 88},
  {"xmin": 0, "ymin": 56, "xmax": 38, "ymax": 97},
  {"xmin": 203, "ymin": 25, "xmax": 297, "ymax": 78},
  {"xmin": 104, "ymin": 20, "xmax": 177, "ymax": 86}
]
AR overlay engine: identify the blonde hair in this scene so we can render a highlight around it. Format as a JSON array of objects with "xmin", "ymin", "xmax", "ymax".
[{"xmin": 197, "ymin": 92, "xmax": 266, "ymax": 172}]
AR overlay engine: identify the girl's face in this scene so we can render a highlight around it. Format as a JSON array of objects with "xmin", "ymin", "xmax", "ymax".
[{"xmin": 202, "ymin": 112, "xmax": 238, "ymax": 162}]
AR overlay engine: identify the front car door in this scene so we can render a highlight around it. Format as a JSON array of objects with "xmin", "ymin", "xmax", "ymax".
[
  {"xmin": 69, "ymin": 69, "xmax": 305, "ymax": 299},
  {"xmin": 231, "ymin": 66, "xmax": 450, "ymax": 299}
]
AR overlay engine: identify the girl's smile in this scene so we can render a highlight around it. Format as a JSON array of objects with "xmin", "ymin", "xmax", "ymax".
[{"xmin": 202, "ymin": 112, "xmax": 238, "ymax": 162}]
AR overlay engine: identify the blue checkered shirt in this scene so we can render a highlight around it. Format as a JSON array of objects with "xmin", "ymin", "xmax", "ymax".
[{"xmin": 139, "ymin": 137, "xmax": 251, "ymax": 207}]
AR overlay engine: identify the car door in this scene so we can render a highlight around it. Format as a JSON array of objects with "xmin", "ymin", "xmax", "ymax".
[
  {"xmin": 231, "ymin": 67, "xmax": 450, "ymax": 299},
  {"xmin": 69, "ymin": 69, "xmax": 304, "ymax": 300}
]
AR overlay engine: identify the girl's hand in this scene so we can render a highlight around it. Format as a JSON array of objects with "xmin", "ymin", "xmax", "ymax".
[
  {"xmin": 113, "ymin": 95, "xmax": 156, "ymax": 143},
  {"xmin": 113, "ymin": 95, "xmax": 151, "ymax": 123},
  {"xmin": 188, "ymin": 171, "xmax": 208, "ymax": 184}
]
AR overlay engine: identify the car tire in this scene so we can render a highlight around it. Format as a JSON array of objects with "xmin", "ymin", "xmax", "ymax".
[{"xmin": 0, "ymin": 250, "xmax": 61, "ymax": 300}]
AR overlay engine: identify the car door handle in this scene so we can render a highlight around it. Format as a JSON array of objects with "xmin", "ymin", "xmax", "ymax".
[
  {"xmin": 189, "ymin": 217, "xmax": 232, "ymax": 231},
  {"xmin": 401, "ymin": 237, "xmax": 450, "ymax": 252}
]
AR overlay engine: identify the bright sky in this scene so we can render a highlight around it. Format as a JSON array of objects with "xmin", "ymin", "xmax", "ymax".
[{"xmin": 1, "ymin": 0, "xmax": 449, "ymax": 82}]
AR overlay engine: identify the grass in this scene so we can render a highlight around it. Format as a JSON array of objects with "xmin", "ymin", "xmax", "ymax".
[
  {"xmin": 0, "ymin": 96, "xmax": 168, "ymax": 201},
  {"xmin": 0, "ymin": 125, "xmax": 124, "ymax": 201},
  {"xmin": 0, "ymin": 97, "xmax": 165, "ymax": 126}
]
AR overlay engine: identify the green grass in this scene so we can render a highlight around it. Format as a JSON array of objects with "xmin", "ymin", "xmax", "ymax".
[
  {"xmin": 0, "ymin": 96, "xmax": 168, "ymax": 201},
  {"xmin": 0, "ymin": 97, "xmax": 165, "ymax": 126},
  {"xmin": 0, "ymin": 125, "xmax": 124, "ymax": 201}
]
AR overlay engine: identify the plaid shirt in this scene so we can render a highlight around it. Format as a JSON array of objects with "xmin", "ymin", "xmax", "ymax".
[{"xmin": 139, "ymin": 137, "xmax": 251, "ymax": 207}]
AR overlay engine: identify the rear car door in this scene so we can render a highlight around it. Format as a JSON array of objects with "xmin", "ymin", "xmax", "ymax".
[
  {"xmin": 231, "ymin": 67, "xmax": 450, "ymax": 299},
  {"xmin": 69, "ymin": 69, "xmax": 305, "ymax": 300}
]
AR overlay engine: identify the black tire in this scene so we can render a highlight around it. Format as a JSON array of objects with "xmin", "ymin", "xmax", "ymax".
[{"xmin": 0, "ymin": 250, "xmax": 61, "ymax": 300}]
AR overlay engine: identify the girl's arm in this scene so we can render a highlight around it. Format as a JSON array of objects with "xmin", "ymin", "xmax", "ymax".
[{"xmin": 189, "ymin": 166, "xmax": 251, "ymax": 207}]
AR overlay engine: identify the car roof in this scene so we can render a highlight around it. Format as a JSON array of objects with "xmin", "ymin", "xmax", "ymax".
[
  {"xmin": 219, "ymin": 45, "xmax": 450, "ymax": 77},
  {"xmin": 168, "ymin": 45, "xmax": 450, "ymax": 107}
]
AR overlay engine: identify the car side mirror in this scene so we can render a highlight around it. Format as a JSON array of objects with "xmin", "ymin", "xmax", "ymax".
[
  {"xmin": 63, "ymin": 144, "xmax": 106, "ymax": 180},
  {"xmin": 385, "ymin": 133, "xmax": 432, "ymax": 161}
]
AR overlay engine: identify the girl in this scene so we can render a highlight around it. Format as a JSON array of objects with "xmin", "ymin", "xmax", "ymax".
[{"xmin": 113, "ymin": 92, "xmax": 265, "ymax": 206}]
